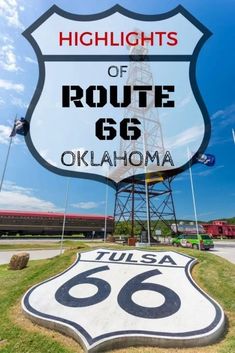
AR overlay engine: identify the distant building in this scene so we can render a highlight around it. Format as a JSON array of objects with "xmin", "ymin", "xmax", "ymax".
[
  {"xmin": 171, "ymin": 223, "xmax": 205, "ymax": 234},
  {"xmin": 171, "ymin": 220, "xmax": 235, "ymax": 238},
  {"xmin": 203, "ymin": 220, "xmax": 235, "ymax": 238}
]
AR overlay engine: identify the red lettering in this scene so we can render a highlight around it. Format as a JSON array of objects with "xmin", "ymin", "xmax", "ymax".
[
  {"xmin": 141, "ymin": 32, "xmax": 154, "ymax": 46},
  {"xmin": 167, "ymin": 32, "xmax": 178, "ymax": 46},
  {"xmin": 110, "ymin": 32, "xmax": 120, "ymax": 46},
  {"xmin": 155, "ymin": 32, "xmax": 167, "ymax": 46},
  {"xmin": 95, "ymin": 32, "xmax": 108, "ymax": 46},
  {"xmin": 59, "ymin": 32, "xmax": 72, "ymax": 46},
  {"xmin": 126, "ymin": 32, "xmax": 139, "ymax": 46},
  {"xmin": 80, "ymin": 32, "xmax": 93, "ymax": 46}
]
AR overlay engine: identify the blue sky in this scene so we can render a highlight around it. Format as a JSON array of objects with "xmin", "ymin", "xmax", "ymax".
[{"xmin": 0, "ymin": 0, "xmax": 234, "ymax": 221}]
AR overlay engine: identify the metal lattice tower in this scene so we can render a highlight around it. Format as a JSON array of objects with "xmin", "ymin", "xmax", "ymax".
[
  {"xmin": 114, "ymin": 177, "xmax": 178, "ymax": 239},
  {"xmin": 113, "ymin": 35, "xmax": 178, "ymax": 239}
]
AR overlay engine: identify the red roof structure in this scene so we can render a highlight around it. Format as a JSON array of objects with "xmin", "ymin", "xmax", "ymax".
[{"xmin": 0, "ymin": 210, "xmax": 113, "ymax": 220}]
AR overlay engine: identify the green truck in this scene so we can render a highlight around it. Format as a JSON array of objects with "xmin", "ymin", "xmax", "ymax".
[{"xmin": 172, "ymin": 234, "xmax": 214, "ymax": 250}]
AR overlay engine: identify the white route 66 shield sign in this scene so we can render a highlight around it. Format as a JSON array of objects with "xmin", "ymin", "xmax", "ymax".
[
  {"xmin": 23, "ymin": 5, "xmax": 211, "ymax": 186},
  {"xmin": 22, "ymin": 249, "xmax": 225, "ymax": 352}
]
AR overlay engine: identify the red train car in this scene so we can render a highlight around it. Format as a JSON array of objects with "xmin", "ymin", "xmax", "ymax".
[
  {"xmin": 0, "ymin": 210, "xmax": 114, "ymax": 237},
  {"xmin": 203, "ymin": 221, "xmax": 235, "ymax": 239}
]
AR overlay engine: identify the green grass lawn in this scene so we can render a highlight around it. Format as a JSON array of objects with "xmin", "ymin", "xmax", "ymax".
[
  {"xmin": 0, "ymin": 240, "xmax": 86, "ymax": 251},
  {"xmin": 0, "ymin": 243, "xmax": 234, "ymax": 353}
]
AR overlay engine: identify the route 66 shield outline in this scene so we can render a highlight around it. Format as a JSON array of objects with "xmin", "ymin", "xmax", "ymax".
[
  {"xmin": 22, "ymin": 5, "xmax": 211, "ymax": 187},
  {"xmin": 22, "ymin": 249, "xmax": 225, "ymax": 352}
]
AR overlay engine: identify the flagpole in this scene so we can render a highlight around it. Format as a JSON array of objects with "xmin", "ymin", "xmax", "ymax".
[
  {"xmin": 60, "ymin": 177, "xmax": 70, "ymax": 255},
  {"xmin": 0, "ymin": 116, "xmax": 17, "ymax": 193},
  {"xmin": 0, "ymin": 136, "xmax": 13, "ymax": 193},
  {"xmin": 104, "ymin": 174, "xmax": 109, "ymax": 242},
  {"xmin": 145, "ymin": 179, "xmax": 151, "ymax": 245},
  {"xmin": 187, "ymin": 148, "xmax": 201, "ymax": 251},
  {"xmin": 143, "ymin": 132, "xmax": 151, "ymax": 246}
]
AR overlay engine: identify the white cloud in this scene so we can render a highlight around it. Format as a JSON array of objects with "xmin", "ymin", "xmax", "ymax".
[
  {"xmin": 0, "ymin": 34, "xmax": 13, "ymax": 43},
  {"xmin": 208, "ymin": 104, "xmax": 235, "ymax": 147},
  {"xmin": 197, "ymin": 165, "xmax": 224, "ymax": 177},
  {"xmin": 178, "ymin": 95, "xmax": 192, "ymax": 108},
  {"xmin": 0, "ymin": 78, "xmax": 24, "ymax": 92},
  {"xmin": 211, "ymin": 110, "xmax": 224, "ymax": 120},
  {"xmin": 174, "ymin": 165, "xmax": 225, "ymax": 178},
  {"xmin": 208, "ymin": 136, "xmax": 232, "ymax": 147},
  {"xmin": 72, "ymin": 201, "xmax": 99, "ymax": 210},
  {"xmin": 211, "ymin": 104, "xmax": 235, "ymax": 126},
  {"xmin": 0, "ymin": 124, "xmax": 20, "ymax": 144},
  {"xmin": 25, "ymin": 56, "xmax": 37, "ymax": 64},
  {"xmin": 11, "ymin": 96, "xmax": 28, "ymax": 108},
  {"xmin": 0, "ymin": 124, "xmax": 11, "ymax": 144},
  {"xmin": 3, "ymin": 180, "xmax": 33, "ymax": 194},
  {"xmin": 0, "ymin": 180, "xmax": 60, "ymax": 211},
  {"xmin": 166, "ymin": 125, "xmax": 204, "ymax": 149},
  {"xmin": 0, "ymin": 43, "xmax": 21, "ymax": 71},
  {"xmin": 0, "ymin": 0, "xmax": 24, "ymax": 29},
  {"xmin": 0, "ymin": 125, "xmax": 11, "ymax": 145},
  {"xmin": 0, "ymin": 97, "xmax": 5, "ymax": 105}
]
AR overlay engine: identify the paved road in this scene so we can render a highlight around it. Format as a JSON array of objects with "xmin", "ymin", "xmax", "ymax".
[
  {"xmin": 0, "ymin": 240, "xmax": 234, "ymax": 265},
  {"xmin": 212, "ymin": 241, "xmax": 235, "ymax": 264},
  {"xmin": 0, "ymin": 249, "xmax": 64, "ymax": 265},
  {"xmin": 213, "ymin": 240, "xmax": 235, "ymax": 248}
]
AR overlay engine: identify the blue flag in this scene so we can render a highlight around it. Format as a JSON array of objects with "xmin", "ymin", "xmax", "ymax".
[
  {"xmin": 196, "ymin": 153, "xmax": 215, "ymax": 167},
  {"xmin": 10, "ymin": 118, "xmax": 28, "ymax": 137}
]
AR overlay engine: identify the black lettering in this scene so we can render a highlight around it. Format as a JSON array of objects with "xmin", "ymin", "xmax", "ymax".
[
  {"xmin": 61, "ymin": 151, "xmax": 75, "ymax": 166},
  {"xmin": 162, "ymin": 151, "xmax": 174, "ymax": 166},
  {"xmin": 110, "ymin": 252, "xmax": 126, "ymax": 262},
  {"xmin": 90, "ymin": 151, "xmax": 101, "ymax": 166},
  {"xmin": 129, "ymin": 151, "xmax": 143, "ymax": 166},
  {"xmin": 155, "ymin": 85, "xmax": 175, "ymax": 108},
  {"xmin": 95, "ymin": 118, "xmax": 117, "ymax": 140},
  {"xmin": 140, "ymin": 254, "xmax": 157, "ymax": 264},
  {"xmin": 110, "ymin": 86, "xmax": 131, "ymax": 107},
  {"xmin": 114, "ymin": 151, "xmax": 127, "ymax": 166},
  {"xmin": 100, "ymin": 151, "xmax": 113, "ymax": 166},
  {"xmin": 126, "ymin": 254, "xmax": 138, "ymax": 263},
  {"xmin": 120, "ymin": 118, "xmax": 141, "ymax": 140},
  {"xmin": 62, "ymin": 85, "xmax": 84, "ymax": 107},
  {"xmin": 86, "ymin": 85, "xmax": 107, "ymax": 107},
  {"xmin": 133, "ymin": 85, "xmax": 152, "ymax": 107},
  {"xmin": 96, "ymin": 251, "xmax": 110, "ymax": 261},
  {"xmin": 158, "ymin": 255, "xmax": 177, "ymax": 265},
  {"xmin": 77, "ymin": 150, "xmax": 88, "ymax": 166},
  {"xmin": 145, "ymin": 151, "xmax": 160, "ymax": 166}
]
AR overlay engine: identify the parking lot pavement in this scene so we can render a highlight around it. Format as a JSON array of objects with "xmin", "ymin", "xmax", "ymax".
[
  {"xmin": 0, "ymin": 240, "xmax": 235, "ymax": 265},
  {"xmin": 213, "ymin": 240, "xmax": 235, "ymax": 248},
  {"xmin": 0, "ymin": 249, "xmax": 63, "ymax": 265},
  {"xmin": 212, "ymin": 242, "xmax": 235, "ymax": 264}
]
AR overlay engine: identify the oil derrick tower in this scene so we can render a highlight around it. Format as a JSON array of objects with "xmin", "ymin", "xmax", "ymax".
[{"xmin": 112, "ymin": 35, "xmax": 178, "ymax": 241}]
